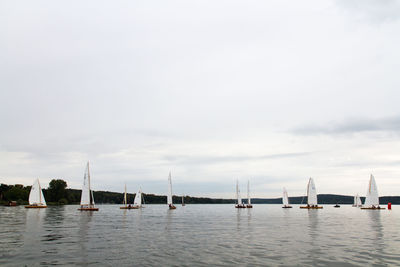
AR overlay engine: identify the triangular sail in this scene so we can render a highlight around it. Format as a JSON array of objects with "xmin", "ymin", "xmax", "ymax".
[
  {"xmin": 357, "ymin": 195, "xmax": 362, "ymax": 206},
  {"xmin": 236, "ymin": 180, "xmax": 242, "ymax": 205},
  {"xmin": 247, "ymin": 180, "xmax": 251, "ymax": 205},
  {"xmin": 364, "ymin": 174, "xmax": 379, "ymax": 207},
  {"xmin": 354, "ymin": 194, "xmax": 362, "ymax": 206},
  {"xmin": 307, "ymin": 178, "xmax": 318, "ymax": 205},
  {"xmin": 80, "ymin": 162, "xmax": 94, "ymax": 206},
  {"xmin": 283, "ymin": 187, "xmax": 289, "ymax": 206},
  {"xmin": 134, "ymin": 189, "xmax": 142, "ymax": 206},
  {"xmin": 29, "ymin": 179, "xmax": 46, "ymax": 206},
  {"xmin": 167, "ymin": 172, "xmax": 173, "ymax": 205}
]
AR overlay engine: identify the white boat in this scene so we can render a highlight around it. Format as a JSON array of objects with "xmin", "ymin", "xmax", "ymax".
[
  {"xmin": 246, "ymin": 180, "xmax": 253, "ymax": 208},
  {"xmin": 78, "ymin": 162, "xmax": 98, "ymax": 211},
  {"xmin": 235, "ymin": 180, "xmax": 246, "ymax": 208},
  {"xmin": 25, "ymin": 179, "xmax": 47, "ymax": 208},
  {"xmin": 352, "ymin": 194, "xmax": 362, "ymax": 207},
  {"xmin": 282, "ymin": 187, "xmax": 292, "ymax": 208},
  {"xmin": 300, "ymin": 177, "xmax": 322, "ymax": 209},
  {"xmin": 167, "ymin": 172, "xmax": 176, "ymax": 209},
  {"xmin": 361, "ymin": 174, "xmax": 384, "ymax": 210}
]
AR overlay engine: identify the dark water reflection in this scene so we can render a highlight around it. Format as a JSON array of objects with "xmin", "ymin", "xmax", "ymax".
[{"xmin": 1, "ymin": 204, "xmax": 400, "ymax": 266}]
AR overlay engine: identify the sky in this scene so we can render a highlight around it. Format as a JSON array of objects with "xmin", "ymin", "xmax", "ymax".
[{"xmin": 1, "ymin": 0, "xmax": 400, "ymax": 198}]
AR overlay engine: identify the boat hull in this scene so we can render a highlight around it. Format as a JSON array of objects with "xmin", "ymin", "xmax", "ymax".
[
  {"xmin": 120, "ymin": 206, "xmax": 140, "ymax": 209},
  {"xmin": 169, "ymin": 205, "xmax": 176, "ymax": 210},
  {"xmin": 78, "ymin": 208, "xmax": 99, "ymax": 211},
  {"xmin": 282, "ymin": 206, "xmax": 292, "ymax": 208},
  {"xmin": 235, "ymin": 205, "xmax": 246, "ymax": 208},
  {"xmin": 25, "ymin": 205, "xmax": 47, "ymax": 208},
  {"xmin": 361, "ymin": 207, "xmax": 386, "ymax": 210},
  {"xmin": 246, "ymin": 205, "xmax": 253, "ymax": 208},
  {"xmin": 300, "ymin": 206, "xmax": 323, "ymax": 209}
]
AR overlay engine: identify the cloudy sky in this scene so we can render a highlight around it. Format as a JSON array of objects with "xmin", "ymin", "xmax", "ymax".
[{"xmin": 1, "ymin": 0, "xmax": 400, "ymax": 198}]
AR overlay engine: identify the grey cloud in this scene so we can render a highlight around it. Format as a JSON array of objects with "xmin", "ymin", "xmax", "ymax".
[
  {"xmin": 293, "ymin": 116, "xmax": 400, "ymax": 136},
  {"xmin": 335, "ymin": 0, "xmax": 400, "ymax": 23},
  {"xmin": 333, "ymin": 159, "xmax": 400, "ymax": 168},
  {"xmin": 163, "ymin": 152, "xmax": 313, "ymax": 165}
]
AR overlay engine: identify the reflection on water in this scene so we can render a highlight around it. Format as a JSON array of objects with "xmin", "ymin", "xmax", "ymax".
[{"xmin": 1, "ymin": 205, "xmax": 400, "ymax": 266}]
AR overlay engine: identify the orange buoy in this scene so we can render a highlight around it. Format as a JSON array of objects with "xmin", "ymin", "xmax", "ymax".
[{"xmin": 388, "ymin": 202, "xmax": 392, "ymax": 210}]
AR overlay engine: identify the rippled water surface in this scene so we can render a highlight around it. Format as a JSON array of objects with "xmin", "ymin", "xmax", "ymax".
[{"xmin": 1, "ymin": 204, "xmax": 400, "ymax": 266}]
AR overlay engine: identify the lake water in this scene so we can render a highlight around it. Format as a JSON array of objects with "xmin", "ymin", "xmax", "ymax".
[{"xmin": 1, "ymin": 204, "xmax": 399, "ymax": 266}]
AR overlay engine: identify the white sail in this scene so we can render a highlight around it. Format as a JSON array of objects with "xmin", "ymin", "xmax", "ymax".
[
  {"xmin": 236, "ymin": 180, "xmax": 242, "ymax": 205},
  {"xmin": 28, "ymin": 179, "xmax": 46, "ymax": 206},
  {"xmin": 354, "ymin": 194, "xmax": 362, "ymax": 206},
  {"xmin": 247, "ymin": 180, "xmax": 251, "ymax": 205},
  {"xmin": 123, "ymin": 184, "xmax": 127, "ymax": 206},
  {"xmin": 357, "ymin": 195, "xmax": 362, "ymax": 206},
  {"xmin": 283, "ymin": 187, "xmax": 289, "ymax": 206},
  {"xmin": 307, "ymin": 178, "xmax": 318, "ymax": 206},
  {"xmin": 364, "ymin": 174, "xmax": 379, "ymax": 207},
  {"xmin": 134, "ymin": 189, "xmax": 142, "ymax": 206},
  {"xmin": 167, "ymin": 172, "xmax": 173, "ymax": 205},
  {"xmin": 80, "ymin": 162, "xmax": 94, "ymax": 206}
]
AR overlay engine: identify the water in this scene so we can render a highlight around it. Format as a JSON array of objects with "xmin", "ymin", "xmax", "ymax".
[{"xmin": 1, "ymin": 204, "xmax": 400, "ymax": 266}]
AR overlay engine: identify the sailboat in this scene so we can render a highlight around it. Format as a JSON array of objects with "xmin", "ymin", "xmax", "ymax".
[
  {"xmin": 282, "ymin": 187, "xmax": 292, "ymax": 208},
  {"xmin": 78, "ymin": 162, "xmax": 99, "ymax": 211},
  {"xmin": 361, "ymin": 174, "xmax": 385, "ymax": 210},
  {"xmin": 167, "ymin": 172, "xmax": 176, "ymax": 209},
  {"xmin": 25, "ymin": 179, "xmax": 47, "ymax": 208},
  {"xmin": 235, "ymin": 180, "xmax": 246, "ymax": 208},
  {"xmin": 132, "ymin": 188, "xmax": 143, "ymax": 209},
  {"xmin": 246, "ymin": 180, "xmax": 253, "ymax": 208},
  {"xmin": 120, "ymin": 183, "xmax": 134, "ymax": 209},
  {"xmin": 300, "ymin": 177, "xmax": 323, "ymax": 209},
  {"xmin": 352, "ymin": 194, "xmax": 362, "ymax": 207}
]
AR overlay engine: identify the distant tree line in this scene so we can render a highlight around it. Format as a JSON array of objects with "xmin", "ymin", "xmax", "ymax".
[
  {"xmin": 0, "ymin": 179, "xmax": 234, "ymax": 205},
  {"xmin": 1, "ymin": 180, "xmax": 399, "ymax": 205}
]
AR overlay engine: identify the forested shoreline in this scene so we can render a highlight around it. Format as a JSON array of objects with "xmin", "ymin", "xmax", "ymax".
[{"xmin": 1, "ymin": 180, "xmax": 399, "ymax": 205}]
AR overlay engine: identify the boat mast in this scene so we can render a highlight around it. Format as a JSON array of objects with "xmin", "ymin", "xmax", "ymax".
[
  {"xmin": 307, "ymin": 178, "xmax": 310, "ymax": 205},
  {"xmin": 124, "ymin": 183, "xmax": 127, "ymax": 206},
  {"xmin": 38, "ymin": 179, "xmax": 42, "ymax": 204},
  {"xmin": 87, "ymin": 162, "xmax": 93, "ymax": 206},
  {"xmin": 236, "ymin": 180, "xmax": 239, "ymax": 204},
  {"xmin": 247, "ymin": 180, "xmax": 251, "ymax": 205}
]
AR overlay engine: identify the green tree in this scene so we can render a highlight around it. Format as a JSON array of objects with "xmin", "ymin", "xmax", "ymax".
[{"xmin": 47, "ymin": 179, "xmax": 68, "ymax": 203}]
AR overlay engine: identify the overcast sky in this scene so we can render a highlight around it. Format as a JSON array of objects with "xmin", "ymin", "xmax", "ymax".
[{"xmin": 1, "ymin": 0, "xmax": 400, "ymax": 198}]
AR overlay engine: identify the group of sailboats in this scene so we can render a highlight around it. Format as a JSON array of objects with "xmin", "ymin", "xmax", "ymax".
[
  {"xmin": 23, "ymin": 164, "xmax": 387, "ymax": 211},
  {"xmin": 280, "ymin": 174, "xmax": 384, "ymax": 210},
  {"xmin": 235, "ymin": 180, "xmax": 252, "ymax": 208}
]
